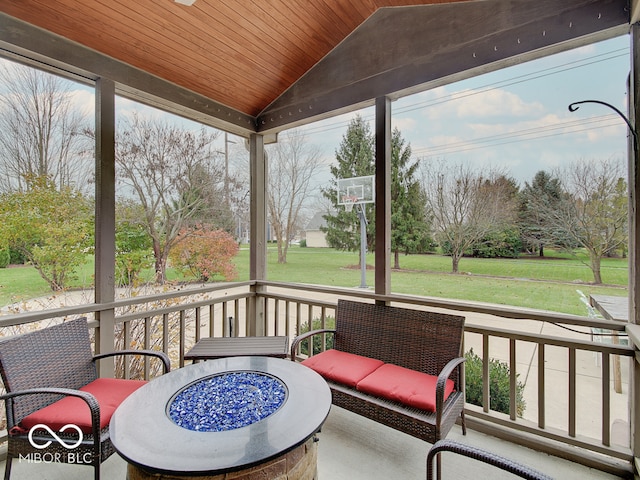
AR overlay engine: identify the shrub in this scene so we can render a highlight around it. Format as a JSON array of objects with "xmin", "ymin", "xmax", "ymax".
[
  {"xmin": 0, "ymin": 248, "xmax": 9, "ymax": 268},
  {"xmin": 115, "ymin": 222, "xmax": 153, "ymax": 286},
  {"xmin": 298, "ymin": 316, "xmax": 335, "ymax": 356},
  {"xmin": 464, "ymin": 348, "xmax": 526, "ymax": 417},
  {"xmin": 472, "ymin": 228, "xmax": 522, "ymax": 258},
  {"xmin": 9, "ymin": 247, "xmax": 25, "ymax": 265},
  {"xmin": 169, "ymin": 226, "xmax": 239, "ymax": 282},
  {"xmin": 300, "ymin": 239, "xmax": 307, "ymax": 248},
  {"xmin": 115, "ymin": 250, "xmax": 152, "ymax": 287},
  {"xmin": 0, "ymin": 177, "xmax": 93, "ymax": 290}
]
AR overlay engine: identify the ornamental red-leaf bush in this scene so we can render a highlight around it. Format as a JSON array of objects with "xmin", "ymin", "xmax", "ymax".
[{"xmin": 169, "ymin": 225, "xmax": 239, "ymax": 282}]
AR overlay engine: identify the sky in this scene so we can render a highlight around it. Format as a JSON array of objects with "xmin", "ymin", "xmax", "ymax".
[{"xmin": 296, "ymin": 33, "xmax": 632, "ymax": 187}]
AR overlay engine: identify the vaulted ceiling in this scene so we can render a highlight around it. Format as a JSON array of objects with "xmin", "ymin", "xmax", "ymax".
[{"xmin": 0, "ymin": 0, "xmax": 631, "ymax": 137}]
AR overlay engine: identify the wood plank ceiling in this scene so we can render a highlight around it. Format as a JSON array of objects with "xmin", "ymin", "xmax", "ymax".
[
  {"xmin": 0, "ymin": 0, "xmax": 631, "ymax": 135},
  {"xmin": 0, "ymin": 0, "xmax": 467, "ymax": 116}
]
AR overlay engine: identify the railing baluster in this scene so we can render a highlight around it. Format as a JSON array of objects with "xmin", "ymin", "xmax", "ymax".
[
  {"xmin": 144, "ymin": 316, "xmax": 151, "ymax": 380},
  {"xmin": 509, "ymin": 338, "xmax": 517, "ymax": 420},
  {"xmin": 123, "ymin": 320, "xmax": 131, "ymax": 380},
  {"xmin": 223, "ymin": 301, "xmax": 229, "ymax": 337},
  {"xmin": 321, "ymin": 306, "xmax": 327, "ymax": 351},
  {"xmin": 285, "ymin": 301, "xmax": 291, "ymax": 338},
  {"xmin": 162, "ymin": 313, "xmax": 169, "ymax": 358},
  {"xmin": 261, "ymin": 297, "xmax": 268, "ymax": 335},
  {"xmin": 274, "ymin": 299, "xmax": 280, "ymax": 337},
  {"xmin": 245, "ymin": 298, "xmax": 250, "ymax": 335},
  {"xmin": 538, "ymin": 343, "xmax": 545, "ymax": 429},
  {"xmin": 482, "ymin": 334, "xmax": 490, "ymax": 413},
  {"xmin": 569, "ymin": 347, "xmax": 576, "ymax": 437},
  {"xmin": 234, "ymin": 299, "xmax": 241, "ymax": 337},
  {"xmin": 195, "ymin": 306, "xmax": 201, "ymax": 343},
  {"xmin": 179, "ymin": 310, "xmax": 186, "ymax": 368},
  {"xmin": 307, "ymin": 304, "xmax": 313, "ymax": 356},
  {"xmin": 602, "ymin": 352, "xmax": 611, "ymax": 446},
  {"xmin": 209, "ymin": 304, "xmax": 215, "ymax": 337}
]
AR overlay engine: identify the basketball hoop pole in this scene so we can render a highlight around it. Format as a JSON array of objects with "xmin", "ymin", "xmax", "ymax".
[
  {"xmin": 357, "ymin": 203, "xmax": 367, "ymax": 288},
  {"xmin": 342, "ymin": 200, "xmax": 368, "ymax": 289}
]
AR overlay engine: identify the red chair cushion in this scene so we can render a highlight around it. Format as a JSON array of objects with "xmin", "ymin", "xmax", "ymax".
[
  {"xmin": 302, "ymin": 349, "xmax": 384, "ymax": 387},
  {"xmin": 355, "ymin": 363, "xmax": 454, "ymax": 412},
  {"xmin": 20, "ymin": 378, "xmax": 147, "ymax": 434}
]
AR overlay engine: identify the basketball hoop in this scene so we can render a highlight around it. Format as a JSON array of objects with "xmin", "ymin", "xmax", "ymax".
[{"xmin": 342, "ymin": 195, "xmax": 358, "ymax": 213}]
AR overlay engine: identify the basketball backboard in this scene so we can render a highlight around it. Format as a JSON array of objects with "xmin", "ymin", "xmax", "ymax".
[{"xmin": 337, "ymin": 175, "xmax": 375, "ymax": 206}]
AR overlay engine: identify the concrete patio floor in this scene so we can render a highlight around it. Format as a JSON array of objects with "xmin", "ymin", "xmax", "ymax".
[{"xmin": 0, "ymin": 405, "xmax": 625, "ymax": 480}]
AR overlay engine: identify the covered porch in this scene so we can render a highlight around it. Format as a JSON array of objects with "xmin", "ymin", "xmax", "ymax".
[
  {"xmin": 1, "ymin": 0, "xmax": 640, "ymax": 478},
  {"xmin": 0, "ymin": 282, "xmax": 634, "ymax": 477}
]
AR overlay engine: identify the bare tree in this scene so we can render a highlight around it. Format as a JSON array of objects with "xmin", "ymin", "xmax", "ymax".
[
  {"xmin": 227, "ymin": 141, "xmax": 251, "ymax": 243},
  {"xmin": 0, "ymin": 60, "xmax": 92, "ymax": 193},
  {"xmin": 266, "ymin": 129, "xmax": 322, "ymax": 263},
  {"xmin": 535, "ymin": 158, "xmax": 627, "ymax": 284},
  {"xmin": 116, "ymin": 113, "xmax": 221, "ymax": 284},
  {"xmin": 422, "ymin": 160, "xmax": 515, "ymax": 273}
]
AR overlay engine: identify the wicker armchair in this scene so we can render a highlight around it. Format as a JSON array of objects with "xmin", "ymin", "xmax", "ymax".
[
  {"xmin": 427, "ymin": 440, "xmax": 554, "ymax": 480},
  {"xmin": 0, "ymin": 317, "xmax": 170, "ymax": 480}
]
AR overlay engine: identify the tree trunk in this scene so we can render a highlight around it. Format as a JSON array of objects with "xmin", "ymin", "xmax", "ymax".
[
  {"xmin": 590, "ymin": 254, "xmax": 602, "ymax": 284},
  {"xmin": 452, "ymin": 255, "xmax": 460, "ymax": 273},
  {"xmin": 394, "ymin": 250, "xmax": 400, "ymax": 269},
  {"xmin": 538, "ymin": 243, "xmax": 544, "ymax": 257},
  {"xmin": 153, "ymin": 241, "xmax": 167, "ymax": 284},
  {"xmin": 155, "ymin": 256, "xmax": 167, "ymax": 284},
  {"xmin": 277, "ymin": 241, "xmax": 287, "ymax": 264}
]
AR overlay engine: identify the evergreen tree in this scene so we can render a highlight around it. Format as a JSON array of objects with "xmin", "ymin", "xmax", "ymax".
[
  {"xmin": 321, "ymin": 115, "xmax": 375, "ymax": 253},
  {"xmin": 322, "ymin": 117, "xmax": 434, "ymax": 268},
  {"xmin": 519, "ymin": 170, "xmax": 564, "ymax": 256},
  {"xmin": 390, "ymin": 128, "xmax": 434, "ymax": 268}
]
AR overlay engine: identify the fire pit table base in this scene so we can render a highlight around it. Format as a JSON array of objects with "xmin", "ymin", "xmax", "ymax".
[{"xmin": 126, "ymin": 438, "xmax": 318, "ymax": 480}]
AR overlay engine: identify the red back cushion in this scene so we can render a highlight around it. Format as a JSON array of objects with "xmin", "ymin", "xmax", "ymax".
[
  {"xmin": 355, "ymin": 363, "xmax": 454, "ymax": 412},
  {"xmin": 20, "ymin": 378, "xmax": 147, "ymax": 434},
  {"xmin": 302, "ymin": 349, "xmax": 384, "ymax": 387}
]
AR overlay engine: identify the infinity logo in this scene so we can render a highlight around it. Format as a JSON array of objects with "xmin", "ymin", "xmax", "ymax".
[{"xmin": 28, "ymin": 424, "xmax": 83, "ymax": 450}]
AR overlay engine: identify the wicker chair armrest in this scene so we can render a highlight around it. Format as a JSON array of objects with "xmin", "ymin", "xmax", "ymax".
[
  {"xmin": 0, "ymin": 387, "xmax": 101, "ymax": 439},
  {"xmin": 290, "ymin": 329, "xmax": 336, "ymax": 360},
  {"xmin": 93, "ymin": 349, "xmax": 171, "ymax": 373},
  {"xmin": 435, "ymin": 357, "xmax": 465, "ymax": 418},
  {"xmin": 426, "ymin": 439, "xmax": 554, "ymax": 480}
]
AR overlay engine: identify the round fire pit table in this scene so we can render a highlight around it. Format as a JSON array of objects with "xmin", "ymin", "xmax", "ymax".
[{"xmin": 110, "ymin": 356, "xmax": 331, "ymax": 479}]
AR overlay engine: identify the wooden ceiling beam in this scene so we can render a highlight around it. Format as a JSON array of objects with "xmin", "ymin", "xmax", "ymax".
[{"xmin": 257, "ymin": 0, "xmax": 630, "ymax": 133}]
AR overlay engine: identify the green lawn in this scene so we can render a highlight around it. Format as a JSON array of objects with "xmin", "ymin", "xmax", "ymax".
[
  {"xmin": 0, "ymin": 247, "xmax": 628, "ymax": 317},
  {"xmin": 234, "ymin": 246, "xmax": 627, "ymax": 316}
]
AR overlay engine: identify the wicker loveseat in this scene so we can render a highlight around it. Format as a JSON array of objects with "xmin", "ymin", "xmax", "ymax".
[
  {"xmin": 291, "ymin": 300, "xmax": 466, "ymax": 461},
  {"xmin": 0, "ymin": 317, "xmax": 170, "ymax": 480}
]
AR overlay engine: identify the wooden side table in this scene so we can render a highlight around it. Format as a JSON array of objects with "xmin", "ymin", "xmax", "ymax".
[{"xmin": 184, "ymin": 336, "xmax": 289, "ymax": 361}]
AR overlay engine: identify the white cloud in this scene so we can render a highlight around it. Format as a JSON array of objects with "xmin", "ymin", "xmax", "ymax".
[
  {"xmin": 455, "ymin": 89, "xmax": 544, "ymax": 118},
  {"xmin": 392, "ymin": 116, "xmax": 416, "ymax": 132},
  {"xmin": 68, "ymin": 88, "xmax": 94, "ymax": 116}
]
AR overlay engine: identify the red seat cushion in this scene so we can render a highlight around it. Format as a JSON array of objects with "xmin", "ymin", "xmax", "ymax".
[
  {"xmin": 19, "ymin": 378, "xmax": 147, "ymax": 434},
  {"xmin": 355, "ymin": 363, "xmax": 454, "ymax": 412},
  {"xmin": 301, "ymin": 349, "xmax": 384, "ymax": 387}
]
